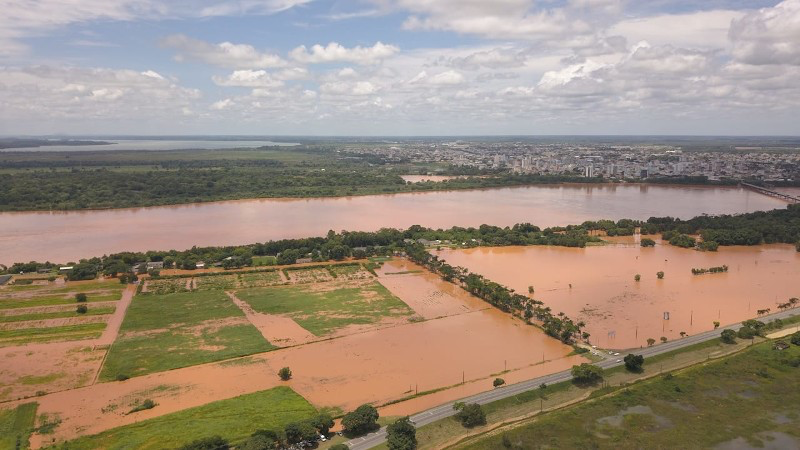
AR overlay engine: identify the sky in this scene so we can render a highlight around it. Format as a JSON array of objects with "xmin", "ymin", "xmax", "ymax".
[{"xmin": 1, "ymin": 0, "xmax": 799, "ymax": 136}]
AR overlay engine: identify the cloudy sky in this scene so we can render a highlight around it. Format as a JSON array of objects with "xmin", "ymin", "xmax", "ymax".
[{"xmin": 1, "ymin": 0, "xmax": 799, "ymax": 135}]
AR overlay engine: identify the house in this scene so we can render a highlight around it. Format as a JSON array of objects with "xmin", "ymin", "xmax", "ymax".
[
  {"xmin": 146, "ymin": 261, "xmax": 164, "ymax": 270},
  {"xmin": 195, "ymin": 262, "xmax": 206, "ymax": 269}
]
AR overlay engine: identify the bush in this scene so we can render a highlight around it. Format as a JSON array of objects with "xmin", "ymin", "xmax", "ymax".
[
  {"xmin": 720, "ymin": 329, "xmax": 737, "ymax": 344},
  {"xmin": 791, "ymin": 331, "xmax": 800, "ymax": 346},
  {"xmin": 699, "ymin": 240, "xmax": 719, "ymax": 251},
  {"xmin": 76, "ymin": 304, "xmax": 88, "ymax": 314},
  {"xmin": 75, "ymin": 293, "xmax": 87, "ymax": 302},
  {"xmin": 571, "ymin": 363, "xmax": 604, "ymax": 384},
  {"xmin": 737, "ymin": 326, "xmax": 758, "ymax": 339},
  {"xmin": 624, "ymin": 354, "xmax": 644, "ymax": 372},
  {"xmin": 640, "ymin": 238, "xmax": 656, "ymax": 247},
  {"xmin": 342, "ymin": 404, "xmax": 380, "ymax": 435},
  {"xmin": 278, "ymin": 367, "xmax": 292, "ymax": 381},
  {"xmin": 493, "ymin": 378, "xmax": 505, "ymax": 387},
  {"xmin": 453, "ymin": 402, "xmax": 486, "ymax": 428},
  {"xmin": 115, "ymin": 374, "xmax": 129, "ymax": 381},
  {"xmin": 387, "ymin": 416, "xmax": 417, "ymax": 450},
  {"xmin": 128, "ymin": 399, "xmax": 157, "ymax": 414},
  {"xmin": 179, "ymin": 436, "xmax": 229, "ymax": 450}
]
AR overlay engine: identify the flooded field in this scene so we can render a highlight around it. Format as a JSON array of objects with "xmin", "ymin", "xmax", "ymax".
[
  {"xmin": 0, "ymin": 184, "xmax": 786, "ymax": 264},
  {"xmin": 18, "ymin": 259, "xmax": 582, "ymax": 447},
  {"xmin": 438, "ymin": 241, "xmax": 800, "ymax": 349}
]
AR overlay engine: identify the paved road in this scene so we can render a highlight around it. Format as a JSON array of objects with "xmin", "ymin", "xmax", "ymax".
[{"xmin": 346, "ymin": 308, "xmax": 800, "ymax": 449}]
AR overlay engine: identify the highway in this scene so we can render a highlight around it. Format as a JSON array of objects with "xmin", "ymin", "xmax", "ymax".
[{"xmin": 346, "ymin": 308, "xmax": 800, "ymax": 449}]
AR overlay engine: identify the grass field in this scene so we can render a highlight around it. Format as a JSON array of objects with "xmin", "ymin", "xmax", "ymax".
[
  {"xmin": 0, "ymin": 306, "xmax": 115, "ymax": 323},
  {"xmin": 0, "ymin": 281, "xmax": 124, "ymax": 310},
  {"xmin": 235, "ymin": 281, "xmax": 414, "ymax": 336},
  {"xmin": 457, "ymin": 342, "xmax": 800, "ymax": 449},
  {"xmin": 100, "ymin": 290, "xmax": 274, "ymax": 380},
  {"xmin": 60, "ymin": 387, "xmax": 316, "ymax": 449},
  {"xmin": 0, "ymin": 402, "xmax": 37, "ymax": 450},
  {"xmin": 0, "ymin": 323, "xmax": 106, "ymax": 346}
]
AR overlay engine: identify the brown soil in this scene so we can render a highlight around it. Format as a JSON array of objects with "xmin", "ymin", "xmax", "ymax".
[{"xmin": 0, "ymin": 315, "xmax": 108, "ymax": 330}]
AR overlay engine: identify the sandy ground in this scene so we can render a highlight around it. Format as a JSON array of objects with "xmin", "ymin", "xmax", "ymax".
[
  {"xmin": 766, "ymin": 326, "xmax": 800, "ymax": 339},
  {"xmin": 23, "ymin": 261, "xmax": 580, "ymax": 447}
]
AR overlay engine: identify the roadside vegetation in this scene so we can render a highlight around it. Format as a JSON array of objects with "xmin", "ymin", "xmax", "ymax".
[
  {"xmin": 0, "ymin": 402, "xmax": 37, "ymax": 450},
  {"xmin": 456, "ymin": 341, "xmax": 800, "ymax": 449}
]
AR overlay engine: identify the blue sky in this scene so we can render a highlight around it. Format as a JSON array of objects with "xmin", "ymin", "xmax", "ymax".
[{"xmin": 1, "ymin": 0, "xmax": 798, "ymax": 135}]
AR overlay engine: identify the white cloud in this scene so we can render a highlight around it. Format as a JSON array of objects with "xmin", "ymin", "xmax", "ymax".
[
  {"xmin": 447, "ymin": 48, "xmax": 526, "ymax": 70},
  {"xmin": 161, "ymin": 34, "xmax": 287, "ymax": 69},
  {"xmin": 409, "ymin": 70, "xmax": 465, "ymax": 85},
  {"xmin": 730, "ymin": 0, "xmax": 800, "ymax": 65},
  {"xmin": 290, "ymin": 41, "xmax": 399, "ymax": 65},
  {"xmin": 211, "ymin": 98, "xmax": 234, "ymax": 110},
  {"xmin": 610, "ymin": 10, "xmax": 744, "ymax": 50},
  {"xmin": 212, "ymin": 69, "xmax": 285, "ymax": 87}
]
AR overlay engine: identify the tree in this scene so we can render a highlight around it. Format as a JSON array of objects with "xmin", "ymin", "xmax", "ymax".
[
  {"xmin": 713, "ymin": 321, "xmax": 720, "ymax": 329},
  {"xmin": 453, "ymin": 402, "xmax": 486, "ymax": 428},
  {"xmin": 75, "ymin": 293, "xmax": 87, "ymax": 302},
  {"xmin": 68, "ymin": 262, "xmax": 97, "ymax": 281},
  {"xmin": 277, "ymin": 249, "xmax": 300, "ymax": 265},
  {"xmin": 342, "ymin": 404, "xmax": 380, "ymax": 435},
  {"xmin": 679, "ymin": 331, "xmax": 686, "ymax": 338},
  {"xmin": 790, "ymin": 331, "xmax": 800, "ymax": 346},
  {"xmin": 284, "ymin": 421, "xmax": 318, "ymax": 444},
  {"xmin": 76, "ymin": 304, "xmax": 88, "ymax": 314},
  {"xmin": 640, "ymin": 238, "xmax": 656, "ymax": 247},
  {"xmin": 239, "ymin": 434, "xmax": 274, "ymax": 450},
  {"xmin": 634, "ymin": 274, "xmax": 641, "ymax": 282},
  {"xmin": 310, "ymin": 413, "xmax": 334, "ymax": 435},
  {"xmin": 737, "ymin": 326, "xmax": 758, "ymax": 339},
  {"xmin": 180, "ymin": 436, "xmax": 229, "ymax": 450},
  {"xmin": 571, "ymin": 363, "xmax": 603, "ymax": 384},
  {"xmin": 528, "ymin": 286, "xmax": 534, "ymax": 294},
  {"xmin": 660, "ymin": 336, "xmax": 668, "ymax": 343},
  {"xmin": 647, "ymin": 338, "xmax": 656, "ymax": 347},
  {"xmin": 623, "ymin": 354, "xmax": 644, "ymax": 372},
  {"xmin": 493, "ymin": 378, "xmax": 505, "ymax": 387},
  {"xmin": 387, "ymin": 416, "xmax": 417, "ymax": 450},
  {"xmin": 720, "ymin": 329, "xmax": 737, "ymax": 344},
  {"xmin": 656, "ymin": 271, "xmax": 665, "ymax": 279},
  {"xmin": 278, "ymin": 367, "xmax": 292, "ymax": 381}
]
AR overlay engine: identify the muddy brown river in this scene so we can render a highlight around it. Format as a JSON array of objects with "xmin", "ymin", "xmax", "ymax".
[
  {"xmin": 0, "ymin": 184, "xmax": 786, "ymax": 264},
  {"xmin": 438, "ymin": 240, "xmax": 800, "ymax": 350}
]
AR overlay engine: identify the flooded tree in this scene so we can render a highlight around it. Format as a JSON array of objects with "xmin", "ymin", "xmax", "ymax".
[
  {"xmin": 713, "ymin": 321, "xmax": 720, "ymax": 329},
  {"xmin": 634, "ymin": 274, "xmax": 641, "ymax": 282},
  {"xmin": 278, "ymin": 367, "xmax": 292, "ymax": 381},
  {"xmin": 660, "ymin": 336, "xmax": 668, "ymax": 343},
  {"xmin": 640, "ymin": 238, "xmax": 656, "ymax": 247},
  {"xmin": 657, "ymin": 271, "xmax": 665, "ymax": 279},
  {"xmin": 493, "ymin": 378, "xmax": 505, "ymax": 387},
  {"xmin": 647, "ymin": 338, "xmax": 656, "ymax": 347}
]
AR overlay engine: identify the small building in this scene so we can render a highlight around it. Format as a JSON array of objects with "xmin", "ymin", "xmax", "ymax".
[
  {"xmin": 195, "ymin": 262, "xmax": 205, "ymax": 269},
  {"xmin": 774, "ymin": 341, "xmax": 790, "ymax": 351},
  {"xmin": 58, "ymin": 266, "xmax": 73, "ymax": 274},
  {"xmin": 146, "ymin": 261, "xmax": 164, "ymax": 270},
  {"xmin": 295, "ymin": 258, "xmax": 313, "ymax": 264}
]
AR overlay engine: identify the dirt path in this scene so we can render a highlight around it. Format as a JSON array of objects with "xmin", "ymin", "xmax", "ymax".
[
  {"xmin": 225, "ymin": 292, "xmax": 316, "ymax": 347},
  {"xmin": 278, "ymin": 270, "xmax": 289, "ymax": 283},
  {"xmin": 94, "ymin": 284, "xmax": 135, "ymax": 347}
]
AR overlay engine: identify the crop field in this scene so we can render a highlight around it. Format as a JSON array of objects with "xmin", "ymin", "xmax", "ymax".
[
  {"xmin": 0, "ymin": 402, "xmax": 37, "ymax": 450},
  {"xmin": 142, "ymin": 278, "xmax": 188, "ymax": 295},
  {"xmin": 100, "ymin": 290, "xmax": 274, "ymax": 380},
  {"xmin": 235, "ymin": 280, "xmax": 414, "ymax": 336},
  {"xmin": 58, "ymin": 387, "xmax": 316, "ymax": 449},
  {"xmin": 193, "ymin": 274, "xmax": 238, "ymax": 291},
  {"xmin": 237, "ymin": 270, "xmax": 284, "ymax": 288},
  {"xmin": 458, "ymin": 342, "xmax": 800, "ymax": 450},
  {"xmin": 285, "ymin": 267, "xmax": 334, "ymax": 284},
  {"xmin": 0, "ymin": 279, "xmax": 124, "ymax": 346},
  {"xmin": 327, "ymin": 263, "xmax": 374, "ymax": 280}
]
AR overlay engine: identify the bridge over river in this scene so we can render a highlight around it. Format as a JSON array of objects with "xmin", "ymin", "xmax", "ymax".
[{"xmin": 741, "ymin": 183, "xmax": 800, "ymax": 203}]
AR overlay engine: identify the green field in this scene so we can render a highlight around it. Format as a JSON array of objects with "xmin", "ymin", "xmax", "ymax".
[
  {"xmin": 458, "ymin": 342, "xmax": 800, "ymax": 449},
  {"xmin": 0, "ymin": 281, "xmax": 124, "ymax": 310},
  {"xmin": 235, "ymin": 281, "xmax": 413, "ymax": 336},
  {"xmin": 59, "ymin": 387, "xmax": 316, "ymax": 450},
  {"xmin": 100, "ymin": 290, "xmax": 273, "ymax": 380},
  {"xmin": 0, "ymin": 306, "xmax": 115, "ymax": 323},
  {"xmin": 0, "ymin": 402, "xmax": 37, "ymax": 449},
  {"xmin": 0, "ymin": 323, "xmax": 106, "ymax": 346}
]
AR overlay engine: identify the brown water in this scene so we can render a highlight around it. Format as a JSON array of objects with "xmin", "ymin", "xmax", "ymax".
[
  {"xmin": 439, "ymin": 242, "xmax": 800, "ymax": 349},
  {"xmin": 0, "ymin": 184, "xmax": 786, "ymax": 264}
]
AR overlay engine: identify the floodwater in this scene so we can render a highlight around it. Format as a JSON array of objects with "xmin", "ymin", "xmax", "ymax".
[
  {"xmin": 2, "ymin": 139, "xmax": 299, "ymax": 152},
  {"xmin": 0, "ymin": 184, "xmax": 786, "ymax": 264},
  {"xmin": 23, "ymin": 260, "xmax": 581, "ymax": 446},
  {"xmin": 438, "ymin": 241, "xmax": 800, "ymax": 350}
]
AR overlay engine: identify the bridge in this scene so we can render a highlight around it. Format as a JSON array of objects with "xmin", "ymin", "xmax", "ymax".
[{"xmin": 741, "ymin": 183, "xmax": 800, "ymax": 203}]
